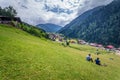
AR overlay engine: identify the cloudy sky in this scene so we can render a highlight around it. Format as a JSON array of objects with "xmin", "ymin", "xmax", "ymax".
[{"xmin": 0, "ymin": 0, "xmax": 113, "ymax": 26}]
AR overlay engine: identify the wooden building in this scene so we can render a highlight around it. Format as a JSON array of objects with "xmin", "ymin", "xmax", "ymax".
[{"xmin": 0, "ymin": 16, "xmax": 21, "ymax": 24}]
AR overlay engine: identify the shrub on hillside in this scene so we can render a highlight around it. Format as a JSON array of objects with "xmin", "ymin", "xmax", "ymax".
[{"xmin": 12, "ymin": 21, "xmax": 48, "ymax": 38}]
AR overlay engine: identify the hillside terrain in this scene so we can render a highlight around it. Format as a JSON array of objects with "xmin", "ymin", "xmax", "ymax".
[
  {"xmin": 0, "ymin": 24, "xmax": 120, "ymax": 80},
  {"xmin": 59, "ymin": 0, "xmax": 120, "ymax": 47}
]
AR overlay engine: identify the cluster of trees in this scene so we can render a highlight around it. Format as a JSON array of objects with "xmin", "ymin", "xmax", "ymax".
[
  {"xmin": 59, "ymin": 0, "xmax": 120, "ymax": 47},
  {"xmin": 0, "ymin": 6, "xmax": 17, "ymax": 17},
  {"xmin": 12, "ymin": 22, "xmax": 48, "ymax": 38}
]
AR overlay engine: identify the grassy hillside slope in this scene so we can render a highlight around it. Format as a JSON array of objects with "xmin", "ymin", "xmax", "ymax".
[{"xmin": 0, "ymin": 24, "xmax": 120, "ymax": 80}]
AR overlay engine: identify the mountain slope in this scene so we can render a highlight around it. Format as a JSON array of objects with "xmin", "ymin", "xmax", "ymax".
[
  {"xmin": 58, "ymin": 6, "xmax": 103, "ymax": 34},
  {"xmin": 36, "ymin": 23, "xmax": 62, "ymax": 33},
  {"xmin": 59, "ymin": 0, "xmax": 120, "ymax": 47},
  {"xmin": 1, "ymin": 24, "xmax": 120, "ymax": 80}
]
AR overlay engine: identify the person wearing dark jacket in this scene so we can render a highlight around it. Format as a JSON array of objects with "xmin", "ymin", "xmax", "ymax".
[{"xmin": 95, "ymin": 58, "xmax": 101, "ymax": 65}]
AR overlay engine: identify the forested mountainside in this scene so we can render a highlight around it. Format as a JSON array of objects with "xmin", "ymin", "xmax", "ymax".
[{"xmin": 59, "ymin": 0, "xmax": 120, "ymax": 47}]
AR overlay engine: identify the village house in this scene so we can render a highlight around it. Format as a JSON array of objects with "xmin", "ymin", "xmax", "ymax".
[
  {"xmin": 77, "ymin": 40, "xmax": 86, "ymax": 45},
  {"xmin": 0, "ymin": 16, "xmax": 21, "ymax": 24},
  {"xmin": 117, "ymin": 48, "xmax": 120, "ymax": 51},
  {"xmin": 89, "ymin": 43, "xmax": 98, "ymax": 47},
  {"xmin": 48, "ymin": 33, "xmax": 64, "ymax": 42},
  {"xmin": 105, "ymin": 45, "xmax": 114, "ymax": 50},
  {"xmin": 65, "ymin": 39, "xmax": 76, "ymax": 44}
]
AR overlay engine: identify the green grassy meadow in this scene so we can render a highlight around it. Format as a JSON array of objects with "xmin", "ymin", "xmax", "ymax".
[{"xmin": 0, "ymin": 24, "xmax": 120, "ymax": 80}]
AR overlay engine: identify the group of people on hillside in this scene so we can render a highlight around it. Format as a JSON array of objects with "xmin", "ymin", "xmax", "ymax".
[{"xmin": 86, "ymin": 54, "xmax": 101, "ymax": 65}]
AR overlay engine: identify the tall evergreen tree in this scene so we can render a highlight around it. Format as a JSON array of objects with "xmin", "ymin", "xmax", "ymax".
[{"xmin": 0, "ymin": 6, "xmax": 17, "ymax": 17}]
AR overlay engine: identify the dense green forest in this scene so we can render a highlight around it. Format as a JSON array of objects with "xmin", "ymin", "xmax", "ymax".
[{"xmin": 59, "ymin": 0, "xmax": 120, "ymax": 47}]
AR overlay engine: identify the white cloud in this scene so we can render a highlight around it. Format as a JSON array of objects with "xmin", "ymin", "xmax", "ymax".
[
  {"xmin": 0, "ymin": 0, "xmax": 113, "ymax": 26},
  {"xmin": 77, "ymin": 0, "xmax": 113, "ymax": 15}
]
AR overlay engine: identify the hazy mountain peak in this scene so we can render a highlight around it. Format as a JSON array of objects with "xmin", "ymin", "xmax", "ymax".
[{"xmin": 36, "ymin": 23, "xmax": 62, "ymax": 33}]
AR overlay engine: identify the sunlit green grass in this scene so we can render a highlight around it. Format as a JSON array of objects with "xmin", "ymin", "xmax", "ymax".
[{"xmin": 0, "ymin": 24, "xmax": 120, "ymax": 80}]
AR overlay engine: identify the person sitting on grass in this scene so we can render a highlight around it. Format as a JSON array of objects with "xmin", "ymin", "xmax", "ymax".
[
  {"xmin": 66, "ymin": 40, "xmax": 70, "ymax": 46},
  {"xmin": 86, "ymin": 54, "xmax": 93, "ymax": 62},
  {"xmin": 96, "ymin": 49, "xmax": 100, "ymax": 55},
  {"xmin": 95, "ymin": 57, "xmax": 101, "ymax": 65}
]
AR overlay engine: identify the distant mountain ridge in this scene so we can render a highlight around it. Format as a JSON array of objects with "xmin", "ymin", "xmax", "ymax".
[
  {"xmin": 59, "ymin": 0, "xmax": 120, "ymax": 47},
  {"xmin": 36, "ymin": 23, "xmax": 62, "ymax": 33}
]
